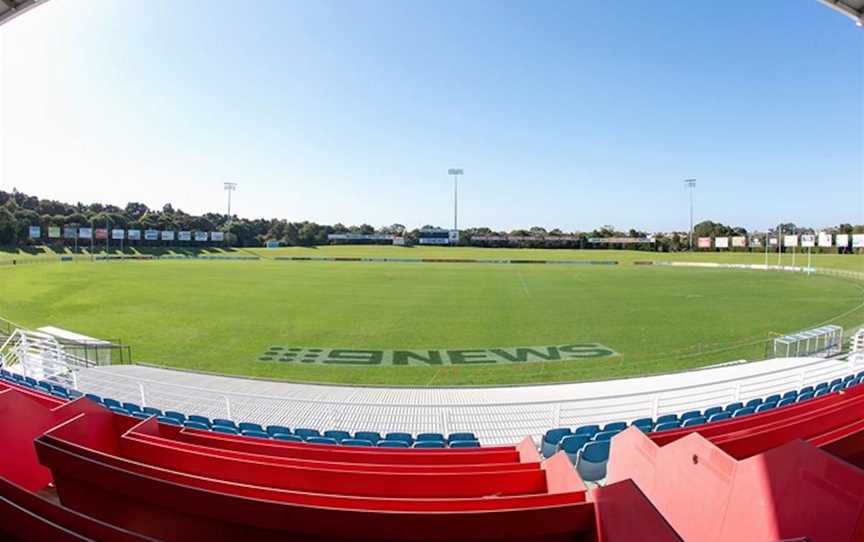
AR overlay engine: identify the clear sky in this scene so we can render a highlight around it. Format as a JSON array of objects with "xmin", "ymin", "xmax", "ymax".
[{"xmin": 0, "ymin": 0, "xmax": 862, "ymax": 232}]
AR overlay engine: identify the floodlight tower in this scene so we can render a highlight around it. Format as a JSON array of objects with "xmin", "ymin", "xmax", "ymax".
[
  {"xmin": 684, "ymin": 179, "xmax": 696, "ymax": 250},
  {"xmin": 224, "ymin": 182, "xmax": 237, "ymax": 246},
  {"xmin": 448, "ymin": 168, "xmax": 463, "ymax": 232}
]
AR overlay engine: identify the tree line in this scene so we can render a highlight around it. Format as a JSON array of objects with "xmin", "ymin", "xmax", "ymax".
[{"xmin": 1, "ymin": 189, "xmax": 861, "ymax": 252}]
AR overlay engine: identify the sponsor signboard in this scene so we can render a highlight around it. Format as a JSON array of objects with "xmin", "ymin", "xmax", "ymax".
[
  {"xmin": 194, "ymin": 231, "xmax": 209, "ymax": 242},
  {"xmin": 63, "ymin": 227, "xmax": 77, "ymax": 239},
  {"xmin": 749, "ymin": 237, "xmax": 762, "ymax": 248},
  {"xmin": 769, "ymin": 237, "xmax": 779, "ymax": 246},
  {"xmin": 178, "ymin": 231, "xmax": 192, "ymax": 241},
  {"xmin": 836, "ymin": 234, "xmax": 850, "ymax": 248},
  {"xmin": 731, "ymin": 236, "xmax": 746, "ymax": 248},
  {"xmin": 818, "ymin": 232, "xmax": 833, "ymax": 248},
  {"xmin": 327, "ymin": 233, "xmax": 394, "ymax": 241},
  {"xmin": 48, "ymin": 226, "xmax": 61, "ymax": 239},
  {"xmin": 853, "ymin": 234, "xmax": 864, "ymax": 249},
  {"xmin": 783, "ymin": 235, "xmax": 798, "ymax": 247},
  {"xmin": 473, "ymin": 235, "xmax": 580, "ymax": 242},
  {"xmin": 127, "ymin": 229, "xmax": 141, "ymax": 241},
  {"xmin": 714, "ymin": 237, "xmax": 729, "ymax": 249},
  {"xmin": 28, "ymin": 226, "xmax": 41, "ymax": 239},
  {"xmin": 800, "ymin": 234, "xmax": 816, "ymax": 248},
  {"xmin": 392, "ymin": 237, "xmax": 406, "ymax": 246},
  {"xmin": 265, "ymin": 239, "xmax": 280, "ymax": 248},
  {"xmin": 697, "ymin": 237, "xmax": 711, "ymax": 248},
  {"xmin": 161, "ymin": 230, "xmax": 175, "ymax": 242},
  {"xmin": 78, "ymin": 228, "xmax": 92, "ymax": 240},
  {"xmin": 257, "ymin": 343, "xmax": 619, "ymax": 366},
  {"xmin": 95, "ymin": 229, "xmax": 108, "ymax": 240},
  {"xmin": 210, "ymin": 231, "xmax": 224, "ymax": 242},
  {"xmin": 144, "ymin": 230, "xmax": 159, "ymax": 241},
  {"xmin": 112, "ymin": 229, "xmax": 125, "ymax": 240}
]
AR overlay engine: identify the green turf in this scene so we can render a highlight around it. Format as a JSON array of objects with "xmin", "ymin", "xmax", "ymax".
[{"xmin": 1, "ymin": 247, "xmax": 862, "ymax": 386}]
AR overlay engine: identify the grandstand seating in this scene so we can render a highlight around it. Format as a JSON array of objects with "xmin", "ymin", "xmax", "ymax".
[{"xmin": 5, "ymin": 366, "xmax": 864, "ymax": 539}]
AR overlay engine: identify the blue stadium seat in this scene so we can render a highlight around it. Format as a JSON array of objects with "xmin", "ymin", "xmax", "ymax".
[
  {"xmin": 797, "ymin": 392, "xmax": 814, "ymax": 402},
  {"xmin": 187, "ymin": 415, "xmax": 211, "ymax": 427},
  {"xmin": 103, "ymin": 398, "xmax": 122, "ymax": 409},
  {"xmin": 108, "ymin": 406, "xmax": 131, "ymax": 416},
  {"xmin": 377, "ymin": 440, "xmax": 410, "ymax": 448},
  {"xmin": 294, "ymin": 428, "xmax": 321, "ymax": 440},
  {"xmin": 273, "ymin": 433, "xmax": 302, "ymax": 442},
  {"xmin": 132, "ymin": 411, "xmax": 151, "ymax": 420},
  {"xmin": 68, "ymin": 389, "xmax": 83, "ymax": 399},
  {"xmin": 781, "ymin": 391, "xmax": 798, "ymax": 401},
  {"xmin": 449, "ymin": 440, "xmax": 481, "ymax": 448},
  {"xmin": 211, "ymin": 419, "xmax": 237, "ymax": 429},
  {"xmin": 702, "ymin": 406, "xmax": 723, "ymax": 418},
  {"xmin": 732, "ymin": 406, "xmax": 755, "ymax": 417},
  {"xmin": 655, "ymin": 414, "xmax": 678, "ymax": 425},
  {"xmin": 385, "ymin": 432, "xmax": 414, "ymax": 445},
  {"xmin": 157, "ymin": 416, "xmax": 182, "ymax": 426},
  {"xmin": 631, "ymin": 417, "xmax": 654, "ymax": 430},
  {"xmin": 653, "ymin": 421, "xmax": 681, "ymax": 432},
  {"xmin": 142, "ymin": 407, "xmax": 162, "ymax": 417},
  {"xmin": 830, "ymin": 378, "xmax": 842, "ymax": 387},
  {"xmin": 211, "ymin": 425, "xmax": 239, "ymax": 435},
  {"xmin": 24, "ymin": 376, "xmax": 38, "ymax": 386},
  {"xmin": 800, "ymin": 386, "xmax": 814, "ymax": 395},
  {"xmin": 354, "ymin": 431, "xmax": 383, "ymax": 443},
  {"xmin": 843, "ymin": 375, "xmax": 856, "ymax": 384},
  {"xmin": 50, "ymin": 391, "xmax": 69, "ymax": 400},
  {"xmin": 163, "ymin": 411, "xmax": 186, "ymax": 423},
  {"xmin": 744, "ymin": 398, "xmax": 763, "ymax": 409},
  {"xmin": 815, "ymin": 389, "xmax": 830, "ymax": 397},
  {"xmin": 777, "ymin": 397, "xmax": 796, "ymax": 408},
  {"xmin": 36, "ymin": 383, "xmax": 53, "ymax": 394},
  {"xmin": 447, "ymin": 432, "xmax": 477, "ymax": 443},
  {"xmin": 723, "ymin": 402, "xmax": 744, "ymax": 413},
  {"xmin": 559, "ymin": 435, "xmax": 590, "ymax": 464},
  {"xmin": 680, "ymin": 410, "xmax": 701, "ymax": 421},
  {"xmin": 266, "ymin": 425, "xmax": 291, "ymax": 437},
  {"xmin": 573, "ymin": 424, "xmax": 601, "ymax": 437},
  {"xmin": 324, "ymin": 430, "xmax": 352, "ymax": 443},
  {"xmin": 577, "ymin": 441, "xmax": 611, "ymax": 482},
  {"xmin": 341, "ymin": 438, "xmax": 374, "ymax": 447},
  {"xmin": 416, "ymin": 432, "xmax": 446, "ymax": 442},
  {"xmin": 682, "ymin": 416, "xmax": 707, "ymax": 427},
  {"xmin": 238, "ymin": 422, "xmax": 264, "ymax": 433},
  {"xmin": 708, "ymin": 412, "xmax": 732, "ymax": 423},
  {"xmin": 414, "ymin": 441, "xmax": 446, "ymax": 448},
  {"xmin": 241, "ymin": 430, "xmax": 270, "ymax": 440},
  {"xmin": 184, "ymin": 421, "xmax": 210, "ymax": 431},
  {"xmin": 306, "ymin": 437, "xmax": 338, "ymax": 445},
  {"xmin": 51, "ymin": 384, "xmax": 68, "ymax": 394},
  {"xmin": 830, "ymin": 384, "xmax": 844, "ymax": 393},
  {"xmin": 764, "ymin": 394, "xmax": 781, "ymax": 404},
  {"xmin": 755, "ymin": 403, "xmax": 776, "ymax": 413},
  {"xmin": 602, "ymin": 421, "xmax": 627, "ymax": 432},
  {"xmin": 592, "ymin": 430, "xmax": 620, "ymax": 442},
  {"xmin": 84, "ymin": 393, "xmax": 102, "ymax": 403},
  {"xmin": 12, "ymin": 374, "xmax": 24, "ymax": 382},
  {"xmin": 122, "ymin": 402, "xmax": 142, "ymax": 413},
  {"xmin": 815, "ymin": 383, "xmax": 829, "ymax": 392}
]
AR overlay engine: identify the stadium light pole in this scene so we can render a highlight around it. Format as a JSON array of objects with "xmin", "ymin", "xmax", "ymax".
[
  {"xmin": 684, "ymin": 179, "xmax": 696, "ymax": 250},
  {"xmin": 224, "ymin": 182, "xmax": 237, "ymax": 247},
  {"xmin": 448, "ymin": 169, "xmax": 463, "ymax": 232}
]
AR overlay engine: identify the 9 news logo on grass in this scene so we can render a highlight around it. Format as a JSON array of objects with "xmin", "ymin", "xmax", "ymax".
[{"xmin": 258, "ymin": 343, "xmax": 618, "ymax": 366}]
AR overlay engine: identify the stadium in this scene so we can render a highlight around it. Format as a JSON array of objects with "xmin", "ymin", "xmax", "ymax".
[{"xmin": 1, "ymin": 1, "xmax": 864, "ymax": 541}]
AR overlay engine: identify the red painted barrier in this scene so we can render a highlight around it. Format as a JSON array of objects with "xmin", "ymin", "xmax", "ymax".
[
  {"xmin": 607, "ymin": 428, "xmax": 864, "ymax": 542},
  {"xmin": 590, "ymin": 479, "xmax": 682, "ymax": 542}
]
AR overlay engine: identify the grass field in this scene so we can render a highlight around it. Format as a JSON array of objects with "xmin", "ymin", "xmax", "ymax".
[{"xmin": 1, "ymin": 247, "xmax": 862, "ymax": 386}]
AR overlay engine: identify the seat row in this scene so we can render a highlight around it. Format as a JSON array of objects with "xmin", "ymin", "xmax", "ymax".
[
  {"xmin": 0, "ymin": 370, "xmax": 82, "ymax": 401},
  {"xmin": 86, "ymin": 392, "xmax": 481, "ymax": 448},
  {"xmin": 542, "ymin": 370, "xmax": 864, "ymax": 459}
]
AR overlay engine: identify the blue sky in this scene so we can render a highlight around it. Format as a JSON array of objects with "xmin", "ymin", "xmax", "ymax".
[{"xmin": 0, "ymin": 0, "xmax": 861, "ymax": 232}]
